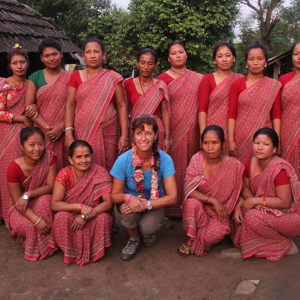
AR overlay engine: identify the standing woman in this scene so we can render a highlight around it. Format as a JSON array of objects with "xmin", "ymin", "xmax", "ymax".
[
  {"xmin": 228, "ymin": 42, "xmax": 282, "ymax": 165},
  {"xmin": 279, "ymin": 41, "xmax": 300, "ymax": 179},
  {"xmin": 7, "ymin": 127, "xmax": 56, "ymax": 261},
  {"xmin": 198, "ymin": 42, "xmax": 242, "ymax": 153},
  {"xmin": 158, "ymin": 41, "xmax": 203, "ymax": 217},
  {"xmin": 0, "ymin": 46, "xmax": 31, "ymax": 224},
  {"xmin": 25, "ymin": 38, "xmax": 71, "ymax": 170},
  {"xmin": 123, "ymin": 48, "xmax": 171, "ymax": 151},
  {"xmin": 65, "ymin": 38, "xmax": 128, "ymax": 171}
]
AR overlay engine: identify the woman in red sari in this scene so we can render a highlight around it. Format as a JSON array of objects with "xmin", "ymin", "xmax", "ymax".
[
  {"xmin": 228, "ymin": 42, "xmax": 282, "ymax": 165},
  {"xmin": 65, "ymin": 38, "xmax": 128, "ymax": 171},
  {"xmin": 232, "ymin": 128, "xmax": 300, "ymax": 261},
  {"xmin": 0, "ymin": 46, "xmax": 32, "ymax": 224},
  {"xmin": 50, "ymin": 140, "xmax": 113, "ymax": 266},
  {"xmin": 178, "ymin": 125, "xmax": 244, "ymax": 257},
  {"xmin": 25, "ymin": 38, "xmax": 71, "ymax": 170},
  {"xmin": 199, "ymin": 42, "xmax": 242, "ymax": 154},
  {"xmin": 7, "ymin": 127, "xmax": 56, "ymax": 261},
  {"xmin": 158, "ymin": 41, "xmax": 204, "ymax": 217},
  {"xmin": 124, "ymin": 48, "xmax": 171, "ymax": 151},
  {"xmin": 279, "ymin": 41, "xmax": 300, "ymax": 179}
]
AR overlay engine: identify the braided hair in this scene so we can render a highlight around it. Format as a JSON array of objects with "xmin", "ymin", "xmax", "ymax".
[{"xmin": 132, "ymin": 115, "xmax": 160, "ymax": 171}]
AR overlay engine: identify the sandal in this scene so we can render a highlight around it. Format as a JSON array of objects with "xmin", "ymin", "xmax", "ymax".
[{"xmin": 177, "ymin": 243, "xmax": 191, "ymax": 257}]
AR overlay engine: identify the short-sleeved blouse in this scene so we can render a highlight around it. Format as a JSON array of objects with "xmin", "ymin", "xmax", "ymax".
[
  {"xmin": 198, "ymin": 73, "xmax": 217, "ymax": 112},
  {"xmin": 55, "ymin": 166, "xmax": 76, "ymax": 190},
  {"xmin": 28, "ymin": 70, "xmax": 48, "ymax": 90}
]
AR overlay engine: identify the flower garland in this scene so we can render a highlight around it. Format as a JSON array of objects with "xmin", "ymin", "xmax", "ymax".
[{"xmin": 131, "ymin": 146, "xmax": 159, "ymax": 200}]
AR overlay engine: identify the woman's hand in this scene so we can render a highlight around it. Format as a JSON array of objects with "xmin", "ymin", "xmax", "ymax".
[
  {"xmin": 35, "ymin": 218, "xmax": 51, "ymax": 234},
  {"xmin": 25, "ymin": 104, "xmax": 38, "ymax": 118},
  {"xmin": 22, "ymin": 115, "xmax": 33, "ymax": 127},
  {"xmin": 121, "ymin": 203, "xmax": 133, "ymax": 214},
  {"xmin": 163, "ymin": 142, "xmax": 171, "ymax": 153},
  {"xmin": 127, "ymin": 196, "xmax": 145, "ymax": 213},
  {"xmin": 234, "ymin": 208, "xmax": 243, "ymax": 224},
  {"xmin": 15, "ymin": 196, "xmax": 28, "ymax": 215},
  {"xmin": 81, "ymin": 205, "xmax": 97, "ymax": 220},
  {"xmin": 228, "ymin": 140, "xmax": 237, "ymax": 157},
  {"xmin": 71, "ymin": 215, "xmax": 86, "ymax": 231},
  {"xmin": 118, "ymin": 136, "xmax": 129, "ymax": 154},
  {"xmin": 45, "ymin": 125, "xmax": 63, "ymax": 141},
  {"xmin": 212, "ymin": 198, "xmax": 228, "ymax": 222},
  {"xmin": 243, "ymin": 198, "xmax": 258, "ymax": 210}
]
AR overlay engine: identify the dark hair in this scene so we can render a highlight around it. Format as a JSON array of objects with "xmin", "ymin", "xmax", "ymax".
[
  {"xmin": 137, "ymin": 48, "xmax": 158, "ymax": 63},
  {"xmin": 20, "ymin": 126, "xmax": 45, "ymax": 146},
  {"xmin": 245, "ymin": 42, "xmax": 268, "ymax": 62},
  {"xmin": 167, "ymin": 41, "xmax": 187, "ymax": 56},
  {"xmin": 83, "ymin": 37, "xmax": 105, "ymax": 53},
  {"xmin": 213, "ymin": 42, "xmax": 236, "ymax": 60},
  {"xmin": 132, "ymin": 115, "xmax": 160, "ymax": 171},
  {"xmin": 201, "ymin": 125, "xmax": 225, "ymax": 146},
  {"xmin": 69, "ymin": 140, "xmax": 94, "ymax": 158},
  {"xmin": 38, "ymin": 38, "xmax": 62, "ymax": 55},
  {"xmin": 7, "ymin": 47, "xmax": 29, "ymax": 65},
  {"xmin": 253, "ymin": 127, "xmax": 279, "ymax": 149},
  {"xmin": 291, "ymin": 41, "xmax": 300, "ymax": 54}
]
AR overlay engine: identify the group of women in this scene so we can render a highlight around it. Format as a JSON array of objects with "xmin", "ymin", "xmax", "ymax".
[{"xmin": 0, "ymin": 36, "xmax": 299, "ymax": 265}]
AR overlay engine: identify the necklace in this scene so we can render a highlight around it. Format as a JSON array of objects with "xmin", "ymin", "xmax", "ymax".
[
  {"xmin": 170, "ymin": 68, "xmax": 187, "ymax": 75},
  {"xmin": 138, "ymin": 77, "xmax": 154, "ymax": 95}
]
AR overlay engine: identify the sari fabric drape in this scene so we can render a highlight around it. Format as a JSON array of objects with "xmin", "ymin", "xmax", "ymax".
[{"xmin": 182, "ymin": 152, "xmax": 244, "ymax": 256}]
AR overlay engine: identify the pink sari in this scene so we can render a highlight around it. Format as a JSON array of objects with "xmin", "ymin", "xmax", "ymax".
[
  {"xmin": 74, "ymin": 70, "xmax": 123, "ymax": 171},
  {"xmin": 166, "ymin": 70, "xmax": 203, "ymax": 217},
  {"xmin": 281, "ymin": 75, "xmax": 300, "ymax": 179},
  {"xmin": 207, "ymin": 73, "xmax": 242, "ymax": 154},
  {"xmin": 128, "ymin": 79, "xmax": 169, "ymax": 149},
  {"xmin": 235, "ymin": 77, "xmax": 281, "ymax": 164},
  {"xmin": 182, "ymin": 152, "xmax": 244, "ymax": 256},
  {"xmin": 36, "ymin": 70, "xmax": 70, "ymax": 170},
  {"xmin": 0, "ymin": 78, "xmax": 26, "ymax": 222},
  {"xmin": 7, "ymin": 151, "xmax": 56, "ymax": 261},
  {"xmin": 50, "ymin": 164, "xmax": 113, "ymax": 266},
  {"xmin": 232, "ymin": 158, "xmax": 300, "ymax": 261}
]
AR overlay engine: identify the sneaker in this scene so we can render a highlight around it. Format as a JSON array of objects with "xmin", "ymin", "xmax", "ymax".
[
  {"xmin": 120, "ymin": 237, "xmax": 140, "ymax": 261},
  {"xmin": 143, "ymin": 235, "xmax": 156, "ymax": 248}
]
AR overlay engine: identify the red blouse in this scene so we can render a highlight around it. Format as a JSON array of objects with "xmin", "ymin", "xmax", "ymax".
[
  {"xmin": 157, "ymin": 73, "xmax": 174, "ymax": 85},
  {"xmin": 198, "ymin": 73, "xmax": 217, "ymax": 112},
  {"xmin": 279, "ymin": 71, "xmax": 295, "ymax": 86},
  {"xmin": 56, "ymin": 166, "xmax": 76, "ymax": 190},
  {"xmin": 244, "ymin": 158, "xmax": 290, "ymax": 186},
  {"xmin": 7, "ymin": 156, "xmax": 56, "ymax": 183},
  {"xmin": 228, "ymin": 76, "xmax": 281, "ymax": 119}
]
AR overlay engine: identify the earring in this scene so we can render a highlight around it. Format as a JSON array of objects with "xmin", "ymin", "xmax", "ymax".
[{"xmin": 265, "ymin": 64, "xmax": 267, "ymax": 67}]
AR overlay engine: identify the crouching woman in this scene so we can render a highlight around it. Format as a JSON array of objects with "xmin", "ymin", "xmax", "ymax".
[{"xmin": 50, "ymin": 140, "xmax": 113, "ymax": 266}]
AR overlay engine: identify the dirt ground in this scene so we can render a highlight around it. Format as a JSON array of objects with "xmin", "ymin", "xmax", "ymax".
[{"xmin": 0, "ymin": 218, "xmax": 300, "ymax": 300}]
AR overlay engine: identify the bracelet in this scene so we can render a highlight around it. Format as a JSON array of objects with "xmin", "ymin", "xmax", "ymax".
[
  {"xmin": 263, "ymin": 195, "xmax": 266, "ymax": 207},
  {"xmin": 64, "ymin": 127, "xmax": 74, "ymax": 132},
  {"xmin": 79, "ymin": 203, "xmax": 84, "ymax": 213},
  {"xmin": 33, "ymin": 216, "xmax": 42, "ymax": 226},
  {"xmin": 163, "ymin": 139, "xmax": 172, "ymax": 145},
  {"xmin": 126, "ymin": 194, "xmax": 133, "ymax": 205}
]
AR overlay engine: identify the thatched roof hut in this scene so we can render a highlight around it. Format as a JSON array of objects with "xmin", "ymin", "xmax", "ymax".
[{"xmin": 0, "ymin": 0, "xmax": 82, "ymax": 76}]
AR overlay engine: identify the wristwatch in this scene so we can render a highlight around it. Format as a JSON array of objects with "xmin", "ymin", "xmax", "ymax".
[
  {"xmin": 22, "ymin": 194, "xmax": 29, "ymax": 201},
  {"xmin": 81, "ymin": 214, "xmax": 86, "ymax": 220},
  {"xmin": 147, "ymin": 200, "xmax": 152, "ymax": 210}
]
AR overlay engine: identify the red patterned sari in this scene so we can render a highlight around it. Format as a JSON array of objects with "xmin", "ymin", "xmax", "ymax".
[
  {"xmin": 207, "ymin": 73, "xmax": 242, "ymax": 154},
  {"xmin": 50, "ymin": 164, "xmax": 113, "ymax": 266},
  {"xmin": 182, "ymin": 152, "xmax": 244, "ymax": 256},
  {"xmin": 280, "ymin": 74, "xmax": 300, "ymax": 179},
  {"xmin": 232, "ymin": 158, "xmax": 300, "ymax": 261},
  {"xmin": 36, "ymin": 70, "xmax": 70, "ymax": 170},
  {"xmin": 7, "ymin": 151, "xmax": 56, "ymax": 261},
  {"xmin": 74, "ymin": 70, "xmax": 123, "ymax": 171},
  {"xmin": 161, "ymin": 70, "xmax": 203, "ymax": 216},
  {"xmin": 0, "ymin": 78, "xmax": 26, "ymax": 222},
  {"xmin": 128, "ymin": 79, "xmax": 169, "ymax": 149},
  {"xmin": 234, "ymin": 77, "xmax": 281, "ymax": 164}
]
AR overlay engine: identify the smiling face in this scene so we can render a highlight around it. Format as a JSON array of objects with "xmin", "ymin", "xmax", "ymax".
[
  {"xmin": 292, "ymin": 42, "xmax": 300, "ymax": 71},
  {"xmin": 168, "ymin": 44, "xmax": 187, "ymax": 68},
  {"xmin": 69, "ymin": 146, "xmax": 93, "ymax": 172},
  {"xmin": 201, "ymin": 130, "xmax": 223, "ymax": 160},
  {"xmin": 246, "ymin": 48, "xmax": 266, "ymax": 75},
  {"xmin": 253, "ymin": 134, "xmax": 276, "ymax": 160},
  {"xmin": 214, "ymin": 46, "xmax": 235, "ymax": 71},
  {"xmin": 133, "ymin": 123, "xmax": 157, "ymax": 153},
  {"xmin": 83, "ymin": 42, "xmax": 106, "ymax": 69},
  {"xmin": 40, "ymin": 47, "xmax": 62, "ymax": 70},
  {"xmin": 136, "ymin": 53, "xmax": 157, "ymax": 78},
  {"xmin": 21, "ymin": 133, "xmax": 45, "ymax": 162},
  {"xmin": 9, "ymin": 54, "xmax": 28, "ymax": 77}
]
